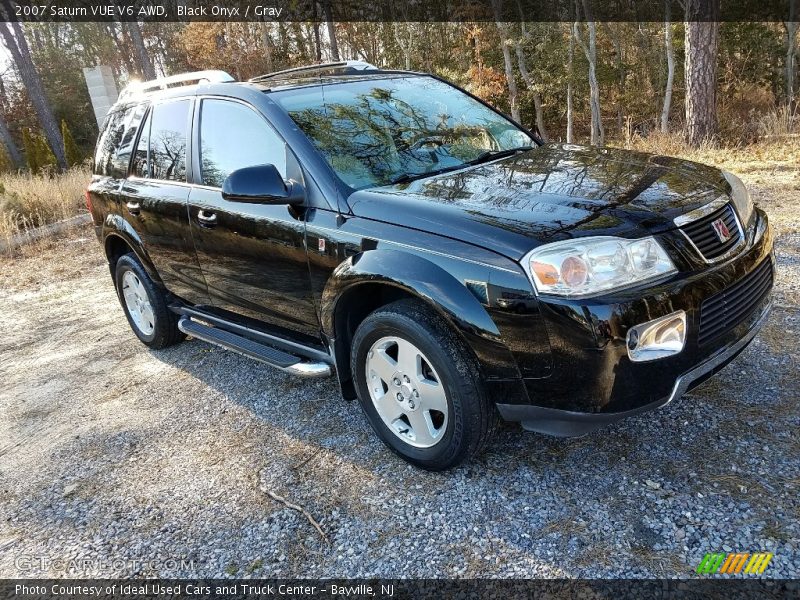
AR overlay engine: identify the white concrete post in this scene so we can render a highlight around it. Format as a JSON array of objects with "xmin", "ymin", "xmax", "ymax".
[{"xmin": 82, "ymin": 66, "xmax": 119, "ymax": 128}]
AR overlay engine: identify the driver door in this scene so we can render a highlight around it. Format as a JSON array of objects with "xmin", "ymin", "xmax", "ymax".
[{"xmin": 187, "ymin": 98, "xmax": 319, "ymax": 339}]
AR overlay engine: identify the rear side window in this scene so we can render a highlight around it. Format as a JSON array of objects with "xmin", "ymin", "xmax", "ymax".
[
  {"xmin": 198, "ymin": 99, "xmax": 286, "ymax": 188},
  {"xmin": 148, "ymin": 99, "xmax": 190, "ymax": 182},
  {"xmin": 112, "ymin": 102, "xmax": 148, "ymax": 177},
  {"xmin": 93, "ymin": 108, "xmax": 130, "ymax": 177},
  {"xmin": 132, "ymin": 111, "xmax": 151, "ymax": 178}
]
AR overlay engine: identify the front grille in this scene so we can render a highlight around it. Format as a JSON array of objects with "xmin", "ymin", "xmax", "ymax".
[
  {"xmin": 680, "ymin": 203, "xmax": 742, "ymax": 261},
  {"xmin": 698, "ymin": 258, "xmax": 773, "ymax": 346}
]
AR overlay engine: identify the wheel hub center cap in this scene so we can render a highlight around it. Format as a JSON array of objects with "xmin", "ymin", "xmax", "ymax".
[{"xmin": 392, "ymin": 372, "xmax": 418, "ymax": 410}]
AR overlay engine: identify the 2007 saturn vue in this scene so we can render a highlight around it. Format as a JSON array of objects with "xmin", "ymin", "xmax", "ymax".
[{"xmin": 87, "ymin": 61, "xmax": 774, "ymax": 470}]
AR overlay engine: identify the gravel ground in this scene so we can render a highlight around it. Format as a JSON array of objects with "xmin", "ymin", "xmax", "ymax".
[{"xmin": 0, "ymin": 165, "xmax": 798, "ymax": 579}]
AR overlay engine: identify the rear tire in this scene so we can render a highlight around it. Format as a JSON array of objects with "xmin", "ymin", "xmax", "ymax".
[
  {"xmin": 351, "ymin": 298, "xmax": 498, "ymax": 471},
  {"xmin": 114, "ymin": 253, "xmax": 184, "ymax": 349}
]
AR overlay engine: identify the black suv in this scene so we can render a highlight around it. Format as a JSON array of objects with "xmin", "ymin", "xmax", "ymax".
[{"xmin": 88, "ymin": 62, "xmax": 774, "ymax": 470}]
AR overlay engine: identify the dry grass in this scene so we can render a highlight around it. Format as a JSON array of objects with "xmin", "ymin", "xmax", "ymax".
[
  {"xmin": 617, "ymin": 130, "xmax": 800, "ymax": 173},
  {"xmin": 0, "ymin": 166, "xmax": 91, "ymax": 251}
]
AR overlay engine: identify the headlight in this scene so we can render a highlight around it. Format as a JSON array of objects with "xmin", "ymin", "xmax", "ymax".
[
  {"xmin": 524, "ymin": 236, "xmax": 677, "ymax": 297},
  {"xmin": 723, "ymin": 171, "xmax": 754, "ymax": 227}
]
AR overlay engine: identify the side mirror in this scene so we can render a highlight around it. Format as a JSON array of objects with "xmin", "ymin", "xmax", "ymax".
[{"xmin": 221, "ymin": 164, "xmax": 304, "ymax": 205}]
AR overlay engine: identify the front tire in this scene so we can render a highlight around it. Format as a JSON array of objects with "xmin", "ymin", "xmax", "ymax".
[
  {"xmin": 114, "ymin": 253, "xmax": 183, "ymax": 349},
  {"xmin": 351, "ymin": 299, "xmax": 498, "ymax": 470}
]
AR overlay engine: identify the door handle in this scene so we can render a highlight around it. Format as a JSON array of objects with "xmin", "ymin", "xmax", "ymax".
[
  {"xmin": 126, "ymin": 201, "xmax": 141, "ymax": 215},
  {"xmin": 197, "ymin": 209, "xmax": 217, "ymax": 227}
]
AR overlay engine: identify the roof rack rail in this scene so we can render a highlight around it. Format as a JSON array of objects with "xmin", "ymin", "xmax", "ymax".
[
  {"xmin": 249, "ymin": 61, "xmax": 378, "ymax": 83},
  {"xmin": 118, "ymin": 70, "xmax": 235, "ymax": 101}
]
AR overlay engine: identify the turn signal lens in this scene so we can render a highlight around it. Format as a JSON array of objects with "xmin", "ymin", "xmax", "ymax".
[
  {"xmin": 523, "ymin": 236, "xmax": 677, "ymax": 297},
  {"xmin": 532, "ymin": 261, "xmax": 559, "ymax": 285}
]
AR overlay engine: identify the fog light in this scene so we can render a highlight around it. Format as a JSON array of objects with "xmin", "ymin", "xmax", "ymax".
[{"xmin": 626, "ymin": 310, "xmax": 686, "ymax": 362}]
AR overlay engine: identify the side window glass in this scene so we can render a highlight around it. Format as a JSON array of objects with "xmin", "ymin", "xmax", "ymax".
[
  {"xmin": 113, "ymin": 102, "xmax": 148, "ymax": 177},
  {"xmin": 132, "ymin": 111, "xmax": 151, "ymax": 178},
  {"xmin": 199, "ymin": 99, "xmax": 286, "ymax": 188},
  {"xmin": 93, "ymin": 108, "xmax": 129, "ymax": 177},
  {"xmin": 149, "ymin": 99, "xmax": 190, "ymax": 182}
]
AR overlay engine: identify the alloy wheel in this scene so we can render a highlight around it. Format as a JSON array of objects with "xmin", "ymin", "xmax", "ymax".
[{"xmin": 365, "ymin": 336, "xmax": 449, "ymax": 448}]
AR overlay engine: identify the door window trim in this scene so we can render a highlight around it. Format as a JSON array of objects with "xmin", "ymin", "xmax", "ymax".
[
  {"xmin": 126, "ymin": 96, "xmax": 195, "ymax": 185},
  {"xmin": 190, "ymin": 95, "xmax": 298, "ymax": 192}
]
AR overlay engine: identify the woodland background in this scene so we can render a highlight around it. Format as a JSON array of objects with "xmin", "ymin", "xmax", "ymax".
[{"xmin": 0, "ymin": 13, "xmax": 798, "ymax": 241}]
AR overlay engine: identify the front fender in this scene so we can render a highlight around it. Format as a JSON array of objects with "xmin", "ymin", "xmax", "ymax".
[{"xmin": 321, "ymin": 249, "xmax": 522, "ymax": 381}]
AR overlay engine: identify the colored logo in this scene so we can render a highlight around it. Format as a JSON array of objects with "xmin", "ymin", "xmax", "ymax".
[
  {"xmin": 696, "ymin": 552, "xmax": 773, "ymax": 575},
  {"xmin": 711, "ymin": 218, "xmax": 733, "ymax": 242}
]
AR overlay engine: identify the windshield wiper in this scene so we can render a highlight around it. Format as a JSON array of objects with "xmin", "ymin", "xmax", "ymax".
[
  {"xmin": 389, "ymin": 146, "xmax": 532, "ymax": 186},
  {"xmin": 466, "ymin": 145, "xmax": 533, "ymax": 166},
  {"xmin": 389, "ymin": 165, "xmax": 463, "ymax": 185}
]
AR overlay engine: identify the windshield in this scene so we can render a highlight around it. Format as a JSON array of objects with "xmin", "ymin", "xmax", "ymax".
[{"xmin": 271, "ymin": 75, "xmax": 534, "ymax": 190}]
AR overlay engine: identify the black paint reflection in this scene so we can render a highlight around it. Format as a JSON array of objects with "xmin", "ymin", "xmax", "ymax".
[{"xmin": 349, "ymin": 143, "xmax": 730, "ymax": 257}]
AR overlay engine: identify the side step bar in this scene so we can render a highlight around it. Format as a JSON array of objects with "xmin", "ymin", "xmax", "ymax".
[{"xmin": 177, "ymin": 317, "xmax": 332, "ymax": 378}]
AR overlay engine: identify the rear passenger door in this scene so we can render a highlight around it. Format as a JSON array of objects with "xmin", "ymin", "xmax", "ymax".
[
  {"xmin": 187, "ymin": 98, "xmax": 319, "ymax": 340},
  {"xmin": 121, "ymin": 98, "xmax": 210, "ymax": 305}
]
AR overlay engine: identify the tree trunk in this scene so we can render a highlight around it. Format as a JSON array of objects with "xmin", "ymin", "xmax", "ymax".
[
  {"xmin": 786, "ymin": 0, "xmax": 798, "ymax": 109},
  {"xmin": 608, "ymin": 23, "xmax": 625, "ymax": 135},
  {"xmin": 393, "ymin": 24, "xmax": 412, "ymax": 70},
  {"xmin": 684, "ymin": 10, "xmax": 719, "ymax": 145},
  {"xmin": 661, "ymin": 5, "xmax": 675, "ymax": 133},
  {"xmin": 515, "ymin": 43, "xmax": 548, "ymax": 140},
  {"xmin": 0, "ymin": 22, "xmax": 67, "ymax": 169},
  {"xmin": 126, "ymin": 21, "xmax": 156, "ymax": 80},
  {"xmin": 323, "ymin": 2, "xmax": 340, "ymax": 61},
  {"xmin": 567, "ymin": 23, "xmax": 574, "ymax": 143},
  {"xmin": 311, "ymin": 2, "xmax": 322, "ymax": 63},
  {"xmin": 261, "ymin": 23, "xmax": 274, "ymax": 73},
  {"xmin": 574, "ymin": 15, "xmax": 604, "ymax": 146},
  {"xmin": 0, "ymin": 113, "xmax": 24, "ymax": 169},
  {"xmin": 491, "ymin": 0, "xmax": 521, "ymax": 123}
]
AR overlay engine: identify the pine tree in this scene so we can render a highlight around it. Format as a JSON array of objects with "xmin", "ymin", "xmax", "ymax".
[
  {"xmin": 0, "ymin": 146, "xmax": 12, "ymax": 174},
  {"xmin": 61, "ymin": 120, "xmax": 82, "ymax": 167},
  {"xmin": 35, "ymin": 132, "xmax": 57, "ymax": 172},
  {"xmin": 22, "ymin": 128, "xmax": 39, "ymax": 173}
]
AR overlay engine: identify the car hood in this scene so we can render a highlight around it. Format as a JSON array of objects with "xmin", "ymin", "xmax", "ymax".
[{"xmin": 346, "ymin": 143, "xmax": 731, "ymax": 260}]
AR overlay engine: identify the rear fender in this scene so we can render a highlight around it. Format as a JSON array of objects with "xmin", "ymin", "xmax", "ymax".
[{"xmin": 103, "ymin": 214, "xmax": 163, "ymax": 285}]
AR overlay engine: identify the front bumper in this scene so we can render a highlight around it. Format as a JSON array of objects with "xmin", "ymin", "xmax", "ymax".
[
  {"xmin": 495, "ymin": 207, "xmax": 774, "ymax": 434},
  {"xmin": 496, "ymin": 301, "xmax": 771, "ymax": 436}
]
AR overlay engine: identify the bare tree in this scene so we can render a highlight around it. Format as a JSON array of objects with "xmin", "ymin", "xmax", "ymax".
[
  {"xmin": 661, "ymin": 1, "xmax": 675, "ymax": 133},
  {"xmin": 322, "ymin": 1, "xmax": 340, "ymax": 61},
  {"xmin": 260, "ymin": 23, "xmax": 274, "ymax": 73},
  {"xmin": 491, "ymin": 0, "xmax": 521, "ymax": 122},
  {"xmin": 684, "ymin": 0, "xmax": 719, "ymax": 145},
  {"xmin": 786, "ymin": 0, "xmax": 798, "ymax": 109},
  {"xmin": 574, "ymin": 2, "xmax": 604, "ymax": 146},
  {"xmin": 515, "ymin": 43, "xmax": 548, "ymax": 140},
  {"xmin": 567, "ymin": 22, "xmax": 574, "ymax": 143},
  {"xmin": 392, "ymin": 24, "xmax": 412, "ymax": 70},
  {"xmin": 126, "ymin": 21, "xmax": 156, "ymax": 80},
  {"xmin": 0, "ymin": 20, "xmax": 66, "ymax": 169}
]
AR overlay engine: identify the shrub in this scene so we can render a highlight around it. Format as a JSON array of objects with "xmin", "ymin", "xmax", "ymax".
[{"xmin": 62, "ymin": 120, "xmax": 83, "ymax": 167}]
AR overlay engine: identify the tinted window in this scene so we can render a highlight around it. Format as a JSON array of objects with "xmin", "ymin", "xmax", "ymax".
[
  {"xmin": 199, "ymin": 99, "xmax": 286, "ymax": 188},
  {"xmin": 113, "ymin": 102, "xmax": 148, "ymax": 176},
  {"xmin": 272, "ymin": 76, "xmax": 533, "ymax": 189},
  {"xmin": 131, "ymin": 110, "xmax": 151, "ymax": 178},
  {"xmin": 93, "ymin": 107, "xmax": 130, "ymax": 176},
  {"xmin": 149, "ymin": 99, "xmax": 190, "ymax": 182}
]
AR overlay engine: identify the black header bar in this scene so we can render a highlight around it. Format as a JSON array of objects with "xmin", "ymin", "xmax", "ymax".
[{"xmin": 0, "ymin": 0, "xmax": 796, "ymax": 23}]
